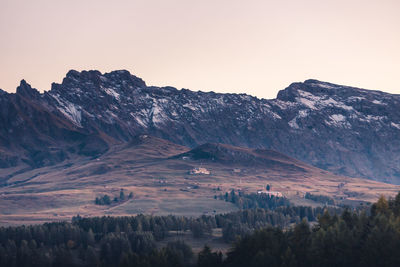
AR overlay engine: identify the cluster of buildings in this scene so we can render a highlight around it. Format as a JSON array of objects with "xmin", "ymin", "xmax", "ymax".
[{"xmin": 189, "ymin": 167, "xmax": 211, "ymax": 175}]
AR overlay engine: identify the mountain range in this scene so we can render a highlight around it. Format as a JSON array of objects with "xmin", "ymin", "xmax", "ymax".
[{"xmin": 1, "ymin": 70, "xmax": 400, "ymax": 184}]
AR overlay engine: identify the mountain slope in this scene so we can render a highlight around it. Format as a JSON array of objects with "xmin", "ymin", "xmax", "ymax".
[
  {"xmin": 1, "ymin": 71, "xmax": 400, "ymax": 183},
  {"xmin": 1, "ymin": 135, "xmax": 399, "ymax": 225},
  {"xmin": 0, "ymin": 81, "xmax": 110, "ymax": 170}
]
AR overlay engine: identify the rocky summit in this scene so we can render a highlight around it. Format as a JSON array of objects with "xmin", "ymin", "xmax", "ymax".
[{"xmin": 1, "ymin": 70, "xmax": 400, "ymax": 183}]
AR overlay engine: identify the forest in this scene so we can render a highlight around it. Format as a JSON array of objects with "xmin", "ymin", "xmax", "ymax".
[{"xmin": 1, "ymin": 193, "xmax": 400, "ymax": 267}]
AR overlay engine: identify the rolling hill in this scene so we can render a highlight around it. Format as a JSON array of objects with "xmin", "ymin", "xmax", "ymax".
[{"xmin": 1, "ymin": 135, "xmax": 398, "ymax": 225}]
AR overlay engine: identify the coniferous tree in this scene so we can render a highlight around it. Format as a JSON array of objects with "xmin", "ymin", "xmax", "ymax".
[
  {"xmin": 120, "ymin": 189, "xmax": 125, "ymax": 201},
  {"xmin": 197, "ymin": 246, "xmax": 222, "ymax": 267}
]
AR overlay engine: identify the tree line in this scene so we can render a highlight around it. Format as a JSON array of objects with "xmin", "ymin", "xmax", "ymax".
[
  {"xmin": 217, "ymin": 190, "xmax": 291, "ymax": 210},
  {"xmin": 95, "ymin": 189, "xmax": 133, "ymax": 206},
  {"xmin": 0, "ymin": 206, "xmax": 338, "ymax": 266},
  {"xmin": 304, "ymin": 192, "xmax": 335, "ymax": 205},
  {"xmin": 1, "ymin": 193, "xmax": 399, "ymax": 266},
  {"xmin": 216, "ymin": 193, "xmax": 400, "ymax": 267}
]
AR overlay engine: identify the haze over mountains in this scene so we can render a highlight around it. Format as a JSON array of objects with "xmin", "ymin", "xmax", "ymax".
[{"xmin": 1, "ymin": 70, "xmax": 399, "ymax": 184}]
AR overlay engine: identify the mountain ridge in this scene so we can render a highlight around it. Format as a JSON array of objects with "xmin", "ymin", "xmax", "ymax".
[{"xmin": 1, "ymin": 69, "xmax": 400, "ymax": 183}]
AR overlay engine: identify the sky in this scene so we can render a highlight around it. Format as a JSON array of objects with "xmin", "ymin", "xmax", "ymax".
[{"xmin": 0, "ymin": 0, "xmax": 399, "ymax": 99}]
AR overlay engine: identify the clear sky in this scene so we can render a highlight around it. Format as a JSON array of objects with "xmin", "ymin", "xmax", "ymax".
[{"xmin": 0, "ymin": 0, "xmax": 399, "ymax": 99}]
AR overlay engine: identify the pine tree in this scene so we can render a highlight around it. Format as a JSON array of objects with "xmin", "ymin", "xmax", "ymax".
[
  {"xmin": 371, "ymin": 195, "xmax": 390, "ymax": 217},
  {"xmin": 281, "ymin": 247, "xmax": 297, "ymax": 267},
  {"xmin": 120, "ymin": 189, "xmax": 125, "ymax": 201},
  {"xmin": 103, "ymin": 194, "xmax": 111, "ymax": 205},
  {"xmin": 87, "ymin": 228, "xmax": 95, "ymax": 246},
  {"xmin": 85, "ymin": 246, "xmax": 99, "ymax": 267},
  {"xmin": 197, "ymin": 246, "xmax": 222, "ymax": 267}
]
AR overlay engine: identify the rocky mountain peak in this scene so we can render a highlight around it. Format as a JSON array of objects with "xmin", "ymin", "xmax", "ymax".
[
  {"xmin": 56, "ymin": 70, "xmax": 103, "ymax": 90},
  {"xmin": 51, "ymin": 69, "xmax": 146, "ymax": 95},
  {"xmin": 103, "ymin": 69, "xmax": 147, "ymax": 88},
  {"xmin": 0, "ymin": 88, "xmax": 7, "ymax": 96},
  {"xmin": 276, "ymin": 79, "xmax": 347, "ymax": 102},
  {"xmin": 16, "ymin": 80, "xmax": 40, "ymax": 98},
  {"xmin": 304, "ymin": 79, "xmax": 342, "ymax": 87},
  {"xmin": 275, "ymin": 79, "xmax": 399, "ymax": 113}
]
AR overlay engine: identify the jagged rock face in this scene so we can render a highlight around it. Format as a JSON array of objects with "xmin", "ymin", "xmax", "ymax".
[
  {"xmin": 271, "ymin": 80, "xmax": 400, "ymax": 183},
  {"xmin": 1, "ymin": 71, "xmax": 400, "ymax": 183},
  {"xmin": 0, "ymin": 81, "xmax": 109, "ymax": 169}
]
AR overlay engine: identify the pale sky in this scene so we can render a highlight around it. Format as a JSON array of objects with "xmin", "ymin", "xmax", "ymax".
[{"xmin": 0, "ymin": 0, "xmax": 399, "ymax": 99}]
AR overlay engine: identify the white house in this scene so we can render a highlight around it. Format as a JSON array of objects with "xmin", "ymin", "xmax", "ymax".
[{"xmin": 189, "ymin": 167, "xmax": 210, "ymax": 175}]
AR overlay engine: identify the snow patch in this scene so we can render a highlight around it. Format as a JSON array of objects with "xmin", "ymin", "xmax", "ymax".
[
  {"xmin": 325, "ymin": 114, "xmax": 351, "ymax": 128},
  {"xmin": 366, "ymin": 115, "xmax": 385, "ymax": 121},
  {"xmin": 183, "ymin": 103, "xmax": 197, "ymax": 111},
  {"xmin": 298, "ymin": 97, "xmax": 317, "ymax": 110},
  {"xmin": 330, "ymin": 114, "xmax": 346, "ymax": 122},
  {"xmin": 298, "ymin": 110, "xmax": 309, "ymax": 118},
  {"xmin": 150, "ymin": 102, "xmax": 168, "ymax": 125},
  {"xmin": 311, "ymin": 83, "xmax": 337, "ymax": 89},
  {"xmin": 287, "ymin": 110, "xmax": 310, "ymax": 128},
  {"xmin": 322, "ymin": 98, "xmax": 353, "ymax": 111},
  {"xmin": 288, "ymin": 118, "xmax": 300, "ymax": 129},
  {"xmin": 349, "ymin": 96, "xmax": 365, "ymax": 101},
  {"xmin": 372, "ymin": 100, "xmax": 385, "ymax": 105},
  {"xmin": 131, "ymin": 113, "xmax": 147, "ymax": 127},
  {"xmin": 215, "ymin": 97, "xmax": 225, "ymax": 105},
  {"xmin": 269, "ymin": 112, "xmax": 282, "ymax": 120},
  {"xmin": 391, "ymin": 122, "xmax": 400, "ymax": 130},
  {"xmin": 296, "ymin": 91, "xmax": 317, "ymax": 102},
  {"xmin": 273, "ymin": 100, "xmax": 296, "ymax": 110},
  {"xmin": 296, "ymin": 91, "xmax": 319, "ymax": 109},
  {"xmin": 318, "ymin": 83, "xmax": 337, "ymax": 89},
  {"xmin": 296, "ymin": 90, "xmax": 353, "ymax": 111},
  {"xmin": 103, "ymin": 87, "xmax": 120, "ymax": 100},
  {"xmin": 51, "ymin": 94, "xmax": 82, "ymax": 127}
]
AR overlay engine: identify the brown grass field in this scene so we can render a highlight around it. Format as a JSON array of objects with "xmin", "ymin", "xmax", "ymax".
[{"xmin": 1, "ymin": 136, "xmax": 399, "ymax": 226}]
